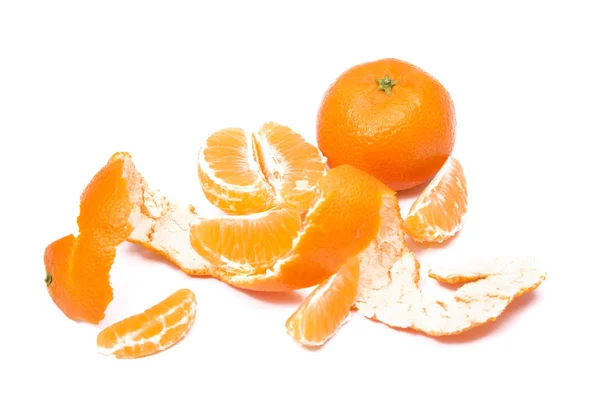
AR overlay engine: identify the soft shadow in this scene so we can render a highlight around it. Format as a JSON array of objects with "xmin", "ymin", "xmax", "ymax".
[
  {"xmin": 395, "ymin": 178, "xmax": 433, "ymax": 201},
  {"xmin": 433, "ymin": 281, "xmax": 464, "ymax": 291},
  {"xmin": 123, "ymin": 243, "xmax": 216, "ymax": 279},
  {"xmin": 404, "ymin": 231, "xmax": 462, "ymax": 258},
  {"xmin": 300, "ymin": 344, "xmax": 326, "ymax": 353},
  {"xmin": 121, "ymin": 243, "xmax": 185, "ymax": 272},
  {"xmin": 433, "ymin": 292, "xmax": 541, "ymax": 344},
  {"xmin": 231, "ymin": 287, "xmax": 305, "ymax": 305},
  {"xmin": 363, "ymin": 292, "xmax": 541, "ymax": 343}
]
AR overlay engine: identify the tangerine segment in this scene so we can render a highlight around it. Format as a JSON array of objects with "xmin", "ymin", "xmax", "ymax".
[
  {"xmin": 44, "ymin": 152, "xmax": 211, "ymax": 324},
  {"xmin": 254, "ymin": 122, "xmax": 328, "ymax": 212},
  {"xmin": 197, "ymin": 123, "xmax": 328, "ymax": 216},
  {"xmin": 189, "ymin": 209, "xmax": 302, "ymax": 275},
  {"xmin": 191, "ymin": 165, "xmax": 386, "ymax": 292},
  {"xmin": 403, "ymin": 156, "xmax": 467, "ymax": 243},
  {"xmin": 198, "ymin": 127, "xmax": 277, "ymax": 215},
  {"xmin": 354, "ymin": 191, "xmax": 546, "ymax": 336},
  {"xmin": 97, "ymin": 288, "xmax": 197, "ymax": 359},
  {"xmin": 286, "ymin": 256, "xmax": 360, "ymax": 347}
]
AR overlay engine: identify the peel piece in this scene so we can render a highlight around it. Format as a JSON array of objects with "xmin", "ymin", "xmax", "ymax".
[
  {"xmin": 97, "ymin": 288, "xmax": 197, "ymax": 359},
  {"xmin": 354, "ymin": 190, "xmax": 546, "ymax": 336},
  {"xmin": 44, "ymin": 152, "xmax": 210, "ymax": 324},
  {"xmin": 126, "ymin": 182, "xmax": 211, "ymax": 277},
  {"xmin": 190, "ymin": 165, "xmax": 386, "ymax": 291},
  {"xmin": 286, "ymin": 256, "xmax": 360, "ymax": 347},
  {"xmin": 197, "ymin": 122, "xmax": 328, "ymax": 216},
  {"xmin": 404, "ymin": 156, "xmax": 468, "ymax": 243}
]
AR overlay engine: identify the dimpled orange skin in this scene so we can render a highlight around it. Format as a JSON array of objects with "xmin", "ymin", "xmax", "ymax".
[
  {"xmin": 44, "ymin": 153, "xmax": 135, "ymax": 324},
  {"xmin": 316, "ymin": 58, "xmax": 456, "ymax": 191}
]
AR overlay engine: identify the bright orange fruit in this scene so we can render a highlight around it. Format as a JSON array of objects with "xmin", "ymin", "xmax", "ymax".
[
  {"xmin": 403, "ymin": 156, "xmax": 468, "ymax": 242},
  {"xmin": 197, "ymin": 122, "xmax": 327, "ymax": 215},
  {"xmin": 316, "ymin": 58, "xmax": 456, "ymax": 191},
  {"xmin": 190, "ymin": 164, "xmax": 386, "ymax": 291},
  {"xmin": 286, "ymin": 257, "xmax": 360, "ymax": 347},
  {"xmin": 97, "ymin": 288, "xmax": 197, "ymax": 359}
]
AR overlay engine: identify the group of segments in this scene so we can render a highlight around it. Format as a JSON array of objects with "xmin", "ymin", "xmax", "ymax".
[{"xmin": 43, "ymin": 122, "xmax": 546, "ymax": 357}]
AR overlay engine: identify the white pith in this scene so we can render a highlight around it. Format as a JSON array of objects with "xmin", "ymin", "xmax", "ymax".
[
  {"xmin": 122, "ymin": 154, "xmax": 211, "ymax": 275},
  {"xmin": 354, "ymin": 193, "xmax": 547, "ymax": 336}
]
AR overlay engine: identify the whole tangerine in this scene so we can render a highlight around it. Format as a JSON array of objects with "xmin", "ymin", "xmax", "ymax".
[{"xmin": 316, "ymin": 58, "xmax": 456, "ymax": 191}]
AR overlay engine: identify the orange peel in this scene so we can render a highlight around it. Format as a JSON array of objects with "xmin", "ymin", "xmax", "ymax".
[
  {"xmin": 44, "ymin": 152, "xmax": 210, "ymax": 323},
  {"xmin": 354, "ymin": 190, "xmax": 547, "ymax": 336}
]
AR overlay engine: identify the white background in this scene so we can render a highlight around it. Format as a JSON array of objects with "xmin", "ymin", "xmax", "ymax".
[{"xmin": 1, "ymin": 1, "xmax": 598, "ymax": 399}]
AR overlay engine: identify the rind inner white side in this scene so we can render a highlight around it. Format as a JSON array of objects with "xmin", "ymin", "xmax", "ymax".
[
  {"xmin": 123, "ymin": 156, "xmax": 211, "ymax": 275},
  {"xmin": 355, "ymin": 193, "xmax": 546, "ymax": 336}
]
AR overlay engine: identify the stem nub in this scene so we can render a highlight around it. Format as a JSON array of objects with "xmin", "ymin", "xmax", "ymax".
[
  {"xmin": 375, "ymin": 75, "xmax": 398, "ymax": 95},
  {"xmin": 45, "ymin": 273, "xmax": 52, "ymax": 287}
]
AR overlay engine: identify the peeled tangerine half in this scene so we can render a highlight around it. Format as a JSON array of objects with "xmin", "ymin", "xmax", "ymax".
[
  {"xmin": 97, "ymin": 288, "xmax": 197, "ymax": 359},
  {"xmin": 354, "ymin": 188, "xmax": 547, "ymax": 336},
  {"xmin": 197, "ymin": 122, "xmax": 328, "ymax": 215},
  {"xmin": 189, "ymin": 164, "xmax": 388, "ymax": 292},
  {"xmin": 44, "ymin": 152, "xmax": 210, "ymax": 324}
]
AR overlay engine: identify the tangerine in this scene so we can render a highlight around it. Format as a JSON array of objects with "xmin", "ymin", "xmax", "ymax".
[{"xmin": 316, "ymin": 58, "xmax": 456, "ymax": 191}]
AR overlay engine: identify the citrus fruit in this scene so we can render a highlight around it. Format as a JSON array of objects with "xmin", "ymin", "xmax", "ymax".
[
  {"xmin": 198, "ymin": 122, "xmax": 327, "ymax": 215},
  {"xmin": 286, "ymin": 256, "xmax": 360, "ymax": 347},
  {"xmin": 44, "ymin": 152, "xmax": 210, "ymax": 323},
  {"xmin": 190, "ymin": 164, "xmax": 387, "ymax": 291},
  {"xmin": 97, "ymin": 288, "xmax": 197, "ymax": 359},
  {"xmin": 316, "ymin": 58, "xmax": 456, "ymax": 191},
  {"xmin": 353, "ymin": 189, "xmax": 546, "ymax": 336},
  {"xmin": 403, "ymin": 156, "xmax": 467, "ymax": 242}
]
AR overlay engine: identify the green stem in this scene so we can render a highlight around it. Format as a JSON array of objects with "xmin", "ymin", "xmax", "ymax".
[
  {"xmin": 45, "ymin": 273, "xmax": 52, "ymax": 287},
  {"xmin": 375, "ymin": 75, "xmax": 398, "ymax": 95}
]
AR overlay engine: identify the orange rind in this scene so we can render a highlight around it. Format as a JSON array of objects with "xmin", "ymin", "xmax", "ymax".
[
  {"xmin": 354, "ymin": 190, "xmax": 546, "ymax": 336},
  {"xmin": 44, "ymin": 152, "xmax": 210, "ymax": 324},
  {"xmin": 97, "ymin": 288, "xmax": 197, "ymax": 359}
]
